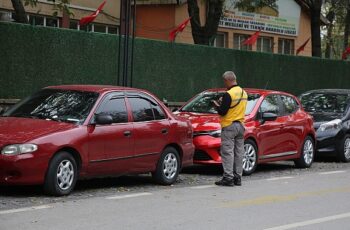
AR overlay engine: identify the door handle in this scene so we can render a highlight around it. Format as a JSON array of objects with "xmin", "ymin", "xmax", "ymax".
[
  {"xmin": 161, "ymin": 128, "xmax": 168, "ymax": 134},
  {"xmin": 124, "ymin": 131, "xmax": 132, "ymax": 137}
]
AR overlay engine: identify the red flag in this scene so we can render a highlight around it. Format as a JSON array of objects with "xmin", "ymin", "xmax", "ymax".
[
  {"xmin": 342, "ymin": 47, "xmax": 350, "ymax": 60},
  {"xmin": 169, "ymin": 17, "xmax": 191, "ymax": 42},
  {"xmin": 242, "ymin": 31, "xmax": 260, "ymax": 46},
  {"xmin": 79, "ymin": 1, "xmax": 106, "ymax": 26},
  {"xmin": 296, "ymin": 38, "xmax": 310, "ymax": 55}
]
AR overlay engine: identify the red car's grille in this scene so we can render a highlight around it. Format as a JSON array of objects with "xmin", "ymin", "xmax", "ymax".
[{"xmin": 194, "ymin": 150, "xmax": 212, "ymax": 161}]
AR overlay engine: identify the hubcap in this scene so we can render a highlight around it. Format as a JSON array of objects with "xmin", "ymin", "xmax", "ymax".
[
  {"xmin": 163, "ymin": 153, "xmax": 178, "ymax": 180},
  {"xmin": 56, "ymin": 160, "xmax": 74, "ymax": 190},
  {"xmin": 243, "ymin": 144, "xmax": 256, "ymax": 173},
  {"xmin": 344, "ymin": 138, "xmax": 350, "ymax": 160},
  {"xmin": 303, "ymin": 139, "xmax": 314, "ymax": 165}
]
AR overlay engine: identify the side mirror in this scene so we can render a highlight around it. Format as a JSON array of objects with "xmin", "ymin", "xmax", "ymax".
[
  {"xmin": 262, "ymin": 112, "xmax": 278, "ymax": 122},
  {"xmin": 95, "ymin": 114, "xmax": 113, "ymax": 125}
]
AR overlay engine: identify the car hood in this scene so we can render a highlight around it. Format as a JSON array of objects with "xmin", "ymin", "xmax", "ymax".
[
  {"xmin": 0, "ymin": 117, "xmax": 76, "ymax": 148},
  {"xmin": 175, "ymin": 112, "xmax": 221, "ymax": 131}
]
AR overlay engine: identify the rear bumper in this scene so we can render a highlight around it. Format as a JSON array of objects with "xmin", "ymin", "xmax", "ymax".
[
  {"xmin": 0, "ymin": 152, "xmax": 49, "ymax": 185},
  {"xmin": 180, "ymin": 142, "xmax": 195, "ymax": 168}
]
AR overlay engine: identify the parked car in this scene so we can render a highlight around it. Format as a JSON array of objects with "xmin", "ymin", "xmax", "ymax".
[
  {"xmin": 175, "ymin": 88, "xmax": 315, "ymax": 175},
  {"xmin": 0, "ymin": 85, "xmax": 194, "ymax": 196},
  {"xmin": 299, "ymin": 89, "xmax": 350, "ymax": 162}
]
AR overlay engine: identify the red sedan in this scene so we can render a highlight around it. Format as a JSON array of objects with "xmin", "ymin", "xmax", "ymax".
[
  {"xmin": 0, "ymin": 85, "xmax": 194, "ymax": 196},
  {"xmin": 175, "ymin": 88, "xmax": 315, "ymax": 175}
]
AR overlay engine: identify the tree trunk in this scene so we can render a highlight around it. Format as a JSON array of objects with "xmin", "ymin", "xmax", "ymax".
[
  {"xmin": 344, "ymin": 1, "xmax": 350, "ymax": 49},
  {"xmin": 187, "ymin": 0, "xmax": 224, "ymax": 45},
  {"xmin": 310, "ymin": 0, "xmax": 322, "ymax": 57},
  {"xmin": 11, "ymin": 0, "xmax": 28, "ymax": 23},
  {"xmin": 325, "ymin": 9, "xmax": 335, "ymax": 58}
]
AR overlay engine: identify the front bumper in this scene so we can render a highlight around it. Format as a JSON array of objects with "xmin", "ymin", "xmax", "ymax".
[
  {"xmin": 0, "ymin": 152, "xmax": 49, "ymax": 185},
  {"xmin": 193, "ymin": 135, "xmax": 222, "ymax": 164}
]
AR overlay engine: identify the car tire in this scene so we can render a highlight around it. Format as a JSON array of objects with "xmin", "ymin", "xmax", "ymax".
[
  {"xmin": 152, "ymin": 147, "xmax": 180, "ymax": 185},
  {"xmin": 336, "ymin": 134, "xmax": 350, "ymax": 162},
  {"xmin": 295, "ymin": 136, "xmax": 314, "ymax": 168},
  {"xmin": 243, "ymin": 139, "xmax": 258, "ymax": 176},
  {"xmin": 44, "ymin": 151, "xmax": 78, "ymax": 196}
]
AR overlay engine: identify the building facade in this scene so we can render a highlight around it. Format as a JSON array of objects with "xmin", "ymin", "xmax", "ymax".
[
  {"xmin": 135, "ymin": 0, "xmax": 313, "ymax": 57},
  {"xmin": 0, "ymin": 0, "xmax": 120, "ymax": 34}
]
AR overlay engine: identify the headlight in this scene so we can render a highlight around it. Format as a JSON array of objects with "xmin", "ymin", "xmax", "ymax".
[
  {"xmin": 318, "ymin": 119, "xmax": 342, "ymax": 132},
  {"xmin": 194, "ymin": 130, "xmax": 221, "ymax": 138},
  {"xmin": 1, "ymin": 144, "xmax": 38, "ymax": 156}
]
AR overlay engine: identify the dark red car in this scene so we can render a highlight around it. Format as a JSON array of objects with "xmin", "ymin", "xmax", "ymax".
[
  {"xmin": 0, "ymin": 85, "xmax": 194, "ymax": 196},
  {"xmin": 175, "ymin": 88, "xmax": 315, "ymax": 175}
]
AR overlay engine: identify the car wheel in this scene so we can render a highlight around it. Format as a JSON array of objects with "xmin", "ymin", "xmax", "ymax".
[
  {"xmin": 336, "ymin": 134, "xmax": 350, "ymax": 162},
  {"xmin": 44, "ymin": 151, "xmax": 78, "ymax": 196},
  {"xmin": 152, "ymin": 147, "xmax": 180, "ymax": 185},
  {"xmin": 295, "ymin": 136, "xmax": 314, "ymax": 168},
  {"xmin": 243, "ymin": 140, "xmax": 258, "ymax": 176}
]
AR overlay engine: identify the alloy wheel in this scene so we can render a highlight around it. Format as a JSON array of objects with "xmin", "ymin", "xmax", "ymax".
[
  {"xmin": 56, "ymin": 160, "xmax": 74, "ymax": 190},
  {"xmin": 163, "ymin": 152, "xmax": 178, "ymax": 180},
  {"xmin": 243, "ymin": 143, "xmax": 257, "ymax": 173},
  {"xmin": 303, "ymin": 139, "xmax": 314, "ymax": 165},
  {"xmin": 344, "ymin": 137, "xmax": 350, "ymax": 160}
]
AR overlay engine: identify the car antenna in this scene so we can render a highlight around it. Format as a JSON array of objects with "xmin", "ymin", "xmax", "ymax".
[{"xmin": 264, "ymin": 81, "xmax": 269, "ymax": 90}]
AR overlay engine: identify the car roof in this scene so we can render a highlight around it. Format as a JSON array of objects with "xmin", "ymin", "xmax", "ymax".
[
  {"xmin": 204, "ymin": 88, "xmax": 288, "ymax": 96},
  {"xmin": 45, "ymin": 85, "xmax": 136, "ymax": 93},
  {"xmin": 301, "ymin": 89, "xmax": 350, "ymax": 95}
]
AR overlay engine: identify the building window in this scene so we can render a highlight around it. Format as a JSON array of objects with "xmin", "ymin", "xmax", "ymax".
[
  {"xmin": 233, "ymin": 34, "xmax": 252, "ymax": 51},
  {"xmin": 257, "ymin": 37, "xmax": 273, "ymax": 53},
  {"xmin": 278, "ymin": 39, "xmax": 295, "ymax": 55},
  {"xmin": 213, "ymin": 32, "xmax": 227, "ymax": 48},
  {"xmin": 29, "ymin": 15, "xmax": 44, "ymax": 26},
  {"xmin": 94, "ymin": 23, "xmax": 107, "ymax": 33},
  {"xmin": 46, "ymin": 17, "xmax": 59, "ymax": 27},
  {"xmin": 69, "ymin": 20, "xmax": 78, "ymax": 30},
  {"xmin": 107, "ymin": 26, "xmax": 118, "ymax": 34}
]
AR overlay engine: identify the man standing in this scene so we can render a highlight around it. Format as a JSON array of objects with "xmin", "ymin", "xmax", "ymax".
[{"xmin": 213, "ymin": 71, "xmax": 247, "ymax": 186}]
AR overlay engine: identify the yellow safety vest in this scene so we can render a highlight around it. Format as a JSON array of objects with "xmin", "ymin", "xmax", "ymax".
[{"xmin": 220, "ymin": 86, "xmax": 248, "ymax": 128}]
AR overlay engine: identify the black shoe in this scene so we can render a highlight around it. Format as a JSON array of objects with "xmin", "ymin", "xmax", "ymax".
[
  {"xmin": 215, "ymin": 177, "xmax": 234, "ymax": 187},
  {"xmin": 234, "ymin": 175, "xmax": 242, "ymax": 186}
]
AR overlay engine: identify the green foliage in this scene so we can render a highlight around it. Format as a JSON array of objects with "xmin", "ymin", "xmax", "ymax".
[{"xmin": 233, "ymin": 0, "xmax": 278, "ymax": 12}]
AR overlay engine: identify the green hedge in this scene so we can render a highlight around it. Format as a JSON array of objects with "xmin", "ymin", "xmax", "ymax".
[{"xmin": 1, "ymin": 22, "xmax": 350, "ymax": 101}]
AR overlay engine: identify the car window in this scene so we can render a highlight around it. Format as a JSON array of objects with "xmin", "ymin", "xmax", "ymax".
[
  {"xmin": 3, "ymin": 89, "xmax": 99, "ymax": 124},
  {"xmin": 260, "ymin": 95, "xmax": 280, "ymax": 115},
  {"xmin": 281, "ymin": 95, "xmax": 299, "ymax": 115},
  {"xmin": 95, "ymin": 93, "xmax": 128, "ymax": 123},
  {"xmin": 128, "ymin": 97, "xmax": 155, "ymax": 122}
]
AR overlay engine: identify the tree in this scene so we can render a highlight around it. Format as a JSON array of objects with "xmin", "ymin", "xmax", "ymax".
[
  {"xmin": 344, "ymin": 0, "xmax": 350, "ymax": 49},
  {"xmin": 187, "ymin": 0, "xmax": 277, "ymax": 45},
  {"xmin": 187, "ymin": 0, "xmax": 225, "ymax": 45},
  {"xmin": 303, "ymin": 0, "xmax": 324, "ymax": 57}
]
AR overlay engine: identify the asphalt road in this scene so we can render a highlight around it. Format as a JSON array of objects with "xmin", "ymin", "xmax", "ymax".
[{"xmin": 1, "ymin": 157, "xmax": 350, "ymax": 230}]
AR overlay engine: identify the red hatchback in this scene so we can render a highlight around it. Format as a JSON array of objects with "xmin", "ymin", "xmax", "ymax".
[
  {"xmin": 175, "ymin": 88, "xmax": 315, "ymax": 175},
  {"xmin": 0, "ymin": 85, "xmax": 194, "ymax": 196}
]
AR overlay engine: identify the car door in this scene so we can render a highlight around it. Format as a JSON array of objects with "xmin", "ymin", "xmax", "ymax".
[
  {"xmin": 87, "ymin": 92, "xmax": 134, "ymax": 175},
  {"xmin": 126, "ymin": 92, "xmax": 170, "ymax": 172},
  {"xmin": 280, "ymin": 95, "xmax": 304, "ymax": 154},
  {"xmin": 256, "ymin": 94, "xmax": 287, "ymax": 159}
]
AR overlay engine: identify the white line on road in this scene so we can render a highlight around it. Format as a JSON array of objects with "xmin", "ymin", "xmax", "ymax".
[
  {"xmin": 0, "ymin": 205, "xmax": 52, "ymax": 215},
  {"xmin": 266, "ymin": 176, "xmax": 294, "ymax": 181},
  {"xmin": 319, "ymin": 170, "xmax": 347, "ymax": 175},
  {"xmin": 190, "ymin": 185, "xmax": 216, "ymax": 189},
  {"xmin": 264, "ymin": 212, "xmax": 350, "ymax": 230},
  {"xmin": 105, "ymin": 192, "xmax": 152, "ymax": 200}
]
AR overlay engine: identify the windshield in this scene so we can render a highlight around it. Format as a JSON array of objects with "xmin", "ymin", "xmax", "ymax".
[
  {"xmin": 300, "ymin": 92, "xmax": 350, "ymax": 114},
  {"xmin": 180, "ymin": 91, "xmax": 260, "ymax": 115},
  {"xmin": 3, "ymin": 89, "xmax": 99, "ymax": 124}
]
